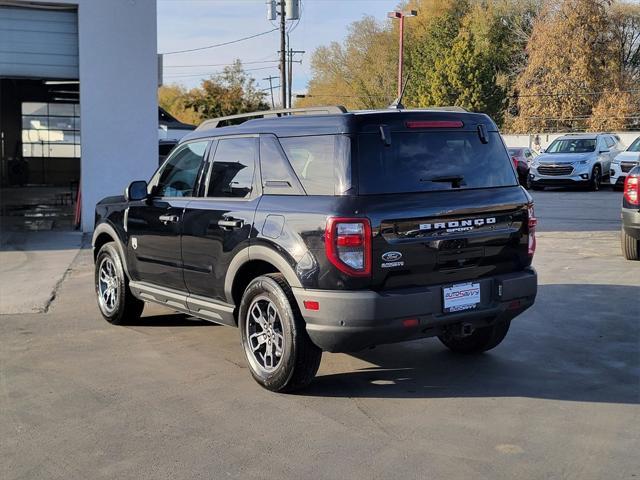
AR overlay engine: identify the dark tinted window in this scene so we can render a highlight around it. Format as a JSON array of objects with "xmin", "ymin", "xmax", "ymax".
[
  {"xmin": 207, "ymin": 137, "xmax": 257, "ymax": 198},
  {"xmin": 154, "ymin": 141, "xmax": 208, "ymax": 197},
  {"xmin": 357, "ymin": 131, "xmax": 517, "ymax": 194},
  {"xmin": 280, "ymin": 135, "xmax": 351, "ymax": 195},
  {"xmin": 260, "ymin": 136, "xmax": 301, "ymax": 195}
]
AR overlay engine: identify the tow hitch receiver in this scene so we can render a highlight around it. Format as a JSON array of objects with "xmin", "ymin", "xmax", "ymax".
[{"xmin": 460, "ymin": 323, "xmax": 475, "ymax": 337}]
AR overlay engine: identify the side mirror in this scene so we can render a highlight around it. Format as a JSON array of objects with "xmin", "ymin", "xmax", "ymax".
[{"xmin": 125, "ymin": 180, "xmax": 148, "ymax": 201}]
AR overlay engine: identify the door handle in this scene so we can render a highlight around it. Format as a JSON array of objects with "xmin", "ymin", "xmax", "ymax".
[
  {"xmin": 159, "ymin": 214, "xmax": 180, "ymax": 224},
  {"xmin": 218, "ymin": 218, "xmax": 244, "ymax": 229}
]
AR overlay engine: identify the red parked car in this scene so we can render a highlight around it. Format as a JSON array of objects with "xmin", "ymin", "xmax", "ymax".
[{"xmin": 508, "ymin": 147, "xmax": 538, "ymax": 189}]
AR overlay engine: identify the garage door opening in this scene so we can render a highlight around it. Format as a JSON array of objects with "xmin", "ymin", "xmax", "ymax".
[{"xmin": 0, "ymin": 3, "xmax": 79, "ymax": 232}]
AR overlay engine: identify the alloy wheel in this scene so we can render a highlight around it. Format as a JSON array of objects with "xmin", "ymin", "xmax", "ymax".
[
  {"xmin": 97, "ymin": 257, "xmax": 119, "ymax": 314},
  {"xmin": 245, "ymin": 296, "xmax": 285, "ymax": 374}
]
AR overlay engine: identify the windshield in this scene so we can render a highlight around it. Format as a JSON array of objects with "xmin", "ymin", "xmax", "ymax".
[
  {"xmin": 546, "ymin": 138, "xmax": 596, "ymax": 153},
  {"xmin": 627, "ymin": 137, "xmax": 640, "ymax": 152},
  {"xmin": 357, "ymin": 131, "xmax": 517, "ymax": 194}
]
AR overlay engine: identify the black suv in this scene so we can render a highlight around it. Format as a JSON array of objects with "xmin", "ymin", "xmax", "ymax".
[{"xmin": 92, "ymin": 106, "xmax": 538, "ymax": 392}]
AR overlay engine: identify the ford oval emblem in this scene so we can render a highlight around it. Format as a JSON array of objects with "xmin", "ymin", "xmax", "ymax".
[{"xmin": 382, "ymin": 251, "xmax": 402, "ymax": 262}]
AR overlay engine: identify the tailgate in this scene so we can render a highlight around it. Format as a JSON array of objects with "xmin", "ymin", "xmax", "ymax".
[{"xmin": 361, "ymin": 187, "xmax": 532, "ymax": 290}]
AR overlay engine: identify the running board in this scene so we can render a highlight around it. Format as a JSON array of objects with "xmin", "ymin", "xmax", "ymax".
[{"xmin": 128, "ymin": 281, "xmax": 236, "ymax": 326}]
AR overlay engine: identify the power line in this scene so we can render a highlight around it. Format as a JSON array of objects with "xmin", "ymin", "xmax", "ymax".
[
  {"xmin": 164, "ymin": 60, "xmax": 279, "ymax": 69},
  {"xmin": 160, "ymin": 28, "xmax": 278, "ymax": 55},
  {"xmin": 164, "ymin": 65, "xmax": 279, "ymax": 79}
]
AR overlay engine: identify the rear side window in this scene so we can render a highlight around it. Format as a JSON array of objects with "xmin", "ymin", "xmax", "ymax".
[
  {"xmin": 357, "ymin": 131, "xmax": 517, "ymax": 194},
  {"xmin": 605, "ymin": 136, "xmax": 615, "ymax": 148},
  {"xmin": 260, "ymin": 135, "xmax": 303, "ymax": 195},
  {"xmin": 280, "ymin": 135, "xmax": 351, "ymax": 195}
]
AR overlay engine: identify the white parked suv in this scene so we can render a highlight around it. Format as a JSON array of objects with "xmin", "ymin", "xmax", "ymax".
[
  {"xmin": 610, "ymin": 136, "xmax": 640, "ymax": 189},
  {"xmin": 530, "ymin": 133, "xmax": 625, "ymax": 191}
]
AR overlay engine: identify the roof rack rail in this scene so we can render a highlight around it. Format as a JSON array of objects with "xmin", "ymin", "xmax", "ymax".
[{"xmin": 196, "ymin": 105, "xmax": 348, "ymax": 131}]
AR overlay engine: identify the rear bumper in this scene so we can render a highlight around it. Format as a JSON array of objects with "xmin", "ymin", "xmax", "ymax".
[
  {"xmin": 623, "ymin": 208, "xmax": 640, "ymax": 240},
  {"xmin": 293, "ymin": 269, "xmax": 537, "ymax": 352}
]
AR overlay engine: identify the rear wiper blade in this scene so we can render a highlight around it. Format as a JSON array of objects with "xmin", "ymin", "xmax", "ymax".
[{"xmin": 421, "ymin": 175, "xmax": 466, "ymax": 188}]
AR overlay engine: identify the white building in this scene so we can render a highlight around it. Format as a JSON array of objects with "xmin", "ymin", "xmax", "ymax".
[{"xmin": 0, "ymin": 0, "xmax": 158, "ymax": 231}]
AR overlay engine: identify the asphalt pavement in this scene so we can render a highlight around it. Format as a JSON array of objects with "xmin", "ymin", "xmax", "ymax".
[{"xmin": 1, "ymin": 187, "xmax": 638, "ymax": 480}]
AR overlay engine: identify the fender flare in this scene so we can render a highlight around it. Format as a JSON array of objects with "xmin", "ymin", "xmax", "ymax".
[
  {"xmin": 92, "ymin": 222, "xmax": 131, "ymax": 278},
  {"xmin": 224, "ymin": 245, "xmax": 302, "ymax": 303}
]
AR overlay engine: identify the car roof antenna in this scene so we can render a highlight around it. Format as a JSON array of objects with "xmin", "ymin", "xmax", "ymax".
[{"xmin": 389, "ymin": 74, "xmax": 411, "ymax": 110}]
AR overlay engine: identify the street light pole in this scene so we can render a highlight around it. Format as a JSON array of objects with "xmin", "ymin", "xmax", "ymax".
[{"xmin": 388, "ymin": 10, "xmax": 417, "ymax": 100}]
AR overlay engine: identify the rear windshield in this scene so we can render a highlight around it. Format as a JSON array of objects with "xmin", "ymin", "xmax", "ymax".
[
  {"xmin": 357, "ymin": 131, "xmax": 517, "ymax": 194},
  {"xmin": 546, "ymin": 138, "xmax": 596, "ymax": 153}
]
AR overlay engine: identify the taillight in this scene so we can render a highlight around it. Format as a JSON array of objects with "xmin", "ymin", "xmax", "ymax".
[
  {"xmin": 624, "ymin": 175, "xmax": 639, "ymax": 206},
  {"xmin": 527, "ymin": 204, "xmax": 537, "ymax": 258},
  {"xmin": 512, "ymin": 157, "xmax": 519, "ymax": 170},
  {"xmin": 325, "ymin": 217, "xmax": 372, "ymax": 277}
]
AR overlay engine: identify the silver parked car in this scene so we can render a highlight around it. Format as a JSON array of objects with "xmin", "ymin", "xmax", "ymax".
[
  {"xmin": 530, "ymin": 133, "xmax": 624, "ymax": 191},
  {"xmin": 610, "ymin": 136, "xmax": 640, "ymax": 190}
]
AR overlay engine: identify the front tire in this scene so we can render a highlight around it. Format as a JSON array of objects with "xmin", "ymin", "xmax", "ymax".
[
  {"xmin": 95, "ymin": 242, "xmax": 144, "ymax": 325},
  {"xmin": 621, "ymin": 228, "xmax": 640, "ymax": 260},
  {"xmin": 590, "ymin": 166, "xmax": 601, "ymax": 191},
  {"xmin": 438, "ymin": 319, "xmax": 511, "ymax": 354},
  {"xmin": 239, "ymin": 274, "xmax": 322, "ymax": 392}
]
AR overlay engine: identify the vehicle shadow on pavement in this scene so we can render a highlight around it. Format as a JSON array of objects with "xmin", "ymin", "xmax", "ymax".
[
  {"xmin": 124, "ymin": 313, "xmax": 215, "ymax": 327},
  {"xmin": 305, "ymin": 284, "xmax": 639, "ymax": 405}
]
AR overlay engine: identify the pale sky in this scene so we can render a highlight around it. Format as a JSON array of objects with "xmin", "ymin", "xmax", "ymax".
[{"xmin": 157, "ymin": 0, "xmax": 399, "ymax": 96}]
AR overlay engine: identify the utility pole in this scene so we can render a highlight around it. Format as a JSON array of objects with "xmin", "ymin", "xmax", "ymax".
[
  {"xmin": 263, "ymin": 75, "xmax": 278, "ymax": 108},
  {"xmin": 267, "ymin": 0, "xmax": 300, "ymax": 108},
  {"xmin": 279, "ymin": 0, "xmax": 287, "ymax": 108},
  {"xmin": 388, "ymin": 10, "xmax": 417, "ymax": 99},
  {"xmin": 288, "ymin": 48, "xmax": 305, "ymax": 108}
]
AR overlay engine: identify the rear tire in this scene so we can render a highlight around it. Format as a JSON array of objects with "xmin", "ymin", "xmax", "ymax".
[
  {"xmin": 95, "ymin": 242, "xmax": 144, "ymax": 325},
  {"xmin": 621, "ymin": 228, "xmax": 640, "ymax": 260},
  {"xmin": 239, "ymin": 273, "xmax": 322, "ymax": 393},
  {"xmin": 438, "ymin": 319, "xmax": 511, "ymax": 354}
]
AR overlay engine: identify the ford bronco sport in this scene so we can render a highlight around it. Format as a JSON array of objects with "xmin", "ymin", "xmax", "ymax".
[{"xmin": 92, "ymin": 106, "xmax": 538, "ymax": 392}]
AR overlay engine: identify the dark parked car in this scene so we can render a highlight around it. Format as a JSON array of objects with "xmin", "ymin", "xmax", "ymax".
[
  {"xmin": 92, "ymin": 106, "xmax": 538, "ymax": 392},
  {"xmin": 508, "ymin": 147, "xmax": 537, "ymax": 189},
  {"xmin": 621, "ymin": 165, "xmax": 640, "ymax": 260}
]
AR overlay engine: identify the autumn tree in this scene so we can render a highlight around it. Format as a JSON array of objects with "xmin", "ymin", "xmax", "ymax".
[
  {"xmin": 158, "ymin": 84, "xmax": 201, "ymax": 125},
  {"xmin": 587, "ymin": 88, "xmax": 640, "ymax": 131},
  {"xmin": 511, "ymin": 0, "xmax": 619, "ymax": 132},
  {"xmin": 184, "ymin": 60, "xmax": 269, "ymax": 120}
]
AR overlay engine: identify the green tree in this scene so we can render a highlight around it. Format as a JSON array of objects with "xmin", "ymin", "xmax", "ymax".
[{"xmin": 404, "ymin": 0, "xmax": 469, "ymax": 107}]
